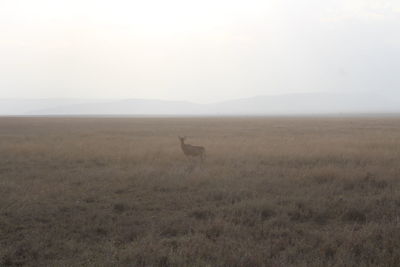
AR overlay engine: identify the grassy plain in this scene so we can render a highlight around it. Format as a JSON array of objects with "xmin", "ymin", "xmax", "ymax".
[{"xmin": 1, "ymin": 116, "xmax": 400, "ymax": 266}]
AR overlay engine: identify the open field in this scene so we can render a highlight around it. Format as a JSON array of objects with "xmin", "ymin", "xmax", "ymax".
[{"xmin": 1, "ymin": 116, "xmax": 400, "ymax": 266}]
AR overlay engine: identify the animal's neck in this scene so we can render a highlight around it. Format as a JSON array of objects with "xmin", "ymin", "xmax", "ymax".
[{"xmin": 180, "ymin": 140, "xmax": 186, "ymax": 148}]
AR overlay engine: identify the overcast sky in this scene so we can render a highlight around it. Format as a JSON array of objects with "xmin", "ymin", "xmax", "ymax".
[{"xmin": 0, "ymin": 0, "xmax": 399, "ymax": 103}]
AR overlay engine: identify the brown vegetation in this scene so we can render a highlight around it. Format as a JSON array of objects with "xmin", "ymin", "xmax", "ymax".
[{"xmin": 1, "ymin": 116, "xmax": 400, "ymax": 266}]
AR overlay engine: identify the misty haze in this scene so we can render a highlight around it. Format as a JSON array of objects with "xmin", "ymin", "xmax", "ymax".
[
  {"xmin": 2, "ymin": 92, "xmax": 400, "ymax": 116},
  {"xmin": 1, "ymin": 0, "xmax": 400, "ymax": 266}
]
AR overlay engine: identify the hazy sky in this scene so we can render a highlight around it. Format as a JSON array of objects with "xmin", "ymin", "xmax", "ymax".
[{"xmin": 1, "ymin": 0, "xmax": 399, "ymax": 103}]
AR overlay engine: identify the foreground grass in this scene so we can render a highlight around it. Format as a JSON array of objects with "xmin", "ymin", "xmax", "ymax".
[{"xmin": 1, "ymin": 117, "xmax": 400, "ymax": 266}]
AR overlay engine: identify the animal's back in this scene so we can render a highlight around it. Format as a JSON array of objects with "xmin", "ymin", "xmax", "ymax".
[{"xmin": 185, "ymin": 144, "xmax": 204, "ymax": 156}]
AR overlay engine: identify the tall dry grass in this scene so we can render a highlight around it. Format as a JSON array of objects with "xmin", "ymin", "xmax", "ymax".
[{"xmin": 1, "ymin": 117, "xmax": 400, "ymax": 266}]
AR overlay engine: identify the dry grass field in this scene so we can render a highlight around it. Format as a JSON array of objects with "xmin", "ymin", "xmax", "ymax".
[{"xmin": 1, "ymin": 116, "xmax": 400, "ymax": 266}]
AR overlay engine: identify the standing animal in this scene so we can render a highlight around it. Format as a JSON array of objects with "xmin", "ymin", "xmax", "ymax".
[{"xmin": 178, "ymin": 136, "xmax": 205, "ymax": 162}]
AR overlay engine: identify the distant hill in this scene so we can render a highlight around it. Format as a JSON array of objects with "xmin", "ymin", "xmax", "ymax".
[
  {"xmin": 29, "ymin": 99, "xmax": 203, "ymax": 115},
  {"xmin": 207, "ymin": 93, "xmax": 400, "ymax": 115},
  {"xmin": 0, "ymin": 99, "xmax": 107, "ymax": 115},
  {"xmin": 1, "ymin": 93, "xmax": 399, "ymax": 115}
]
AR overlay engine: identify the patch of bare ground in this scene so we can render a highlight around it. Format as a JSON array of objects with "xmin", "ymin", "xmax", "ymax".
[{"xmin": 1, "ymin": 117, "xmax": 400, "ymax": 266}]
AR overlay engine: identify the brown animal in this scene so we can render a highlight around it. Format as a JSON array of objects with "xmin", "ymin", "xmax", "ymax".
[{"xmin": 178, "ymin": 136, "xmax": 205, "ymax": 162}]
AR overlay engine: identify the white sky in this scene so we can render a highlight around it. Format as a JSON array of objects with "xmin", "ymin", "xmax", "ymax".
[{"xmin": 0, "ymin": 0, "xmax": 399, "ymax": 103}]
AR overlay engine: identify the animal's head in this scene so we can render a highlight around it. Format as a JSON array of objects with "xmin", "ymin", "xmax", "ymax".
[{"xmin": 178, "ymin": 136, "xmax": 186, "ymax": 142}]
